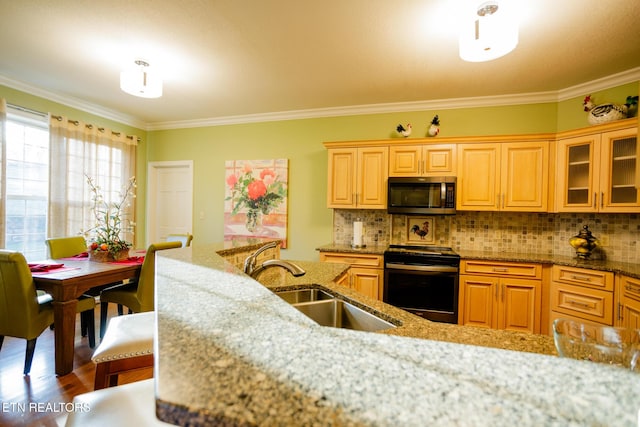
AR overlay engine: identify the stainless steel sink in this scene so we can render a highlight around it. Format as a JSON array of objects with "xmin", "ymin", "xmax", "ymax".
[
  {"xmin": 275, "ymin": 288, "xmax": 335, "ymax": 304},
  {"xmin": 293, "ymin": 299, "xmax": 395, "ymax": 332}
]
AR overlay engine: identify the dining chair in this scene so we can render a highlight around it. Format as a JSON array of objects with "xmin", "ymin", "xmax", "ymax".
[
  {"xmin": 45, "ymin": 236, "xmax": 88, "ymax": 259},
  {"xmin": 99, "ymin": 241, "xmax": 182, "ymax": 338},
  {"xmin": 0, "ymin": 250, "xmax": 96, "ymax": 374},
  {"xmin": 166, "ymin": 233, "xmax": 193, "ymax": 247}
]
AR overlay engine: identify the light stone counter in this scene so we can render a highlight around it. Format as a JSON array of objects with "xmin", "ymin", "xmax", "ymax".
[{"xmin": 155, "ymin": 244, "xmax": 640, "ymax": 426}]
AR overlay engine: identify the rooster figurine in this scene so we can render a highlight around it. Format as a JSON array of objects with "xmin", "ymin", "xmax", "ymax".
[
  {"xmin": 396, "ymin": 123, "xmax": 412, "ymax": 138},
  {"xmin": 428, "ymin": 115, "xmax": 440, "ymax": 137},
  {"xmin": 583, "ymin": 95, "xmax": 630, "ymax": 125},
  {"xmin": 411, "ymin": 222, "xmax": 429, "ymax": 239}
]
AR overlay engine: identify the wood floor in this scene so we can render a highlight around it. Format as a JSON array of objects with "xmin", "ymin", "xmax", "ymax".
[{"xmin": 0, "ymin": 305, "xmax": 153, "ymax": 427}]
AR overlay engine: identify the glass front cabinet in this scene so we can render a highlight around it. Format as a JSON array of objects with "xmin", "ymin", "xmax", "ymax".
[{"xmin": 556, "ymin": 125, "xmax": 639, "ymax": 212}]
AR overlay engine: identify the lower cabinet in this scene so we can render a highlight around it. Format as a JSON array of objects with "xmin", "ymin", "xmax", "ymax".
[
  {"xmin": 319, "ymin": 252, "xmax": 383, "ymax": 300},
  {"xmin": 459, "ymin": 260, "xmax": 542, "ymax": 334},
  {"xmin": 617, "ymin": 275, "xmax": 640, "ymax": 329},
  {"xmin": 549, "ymin": 265, "xmax": 614, "ymax": 330}
]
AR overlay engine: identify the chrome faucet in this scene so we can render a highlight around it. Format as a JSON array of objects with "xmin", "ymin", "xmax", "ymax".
[{"xmin": 243, "ymin": 241, "xmax": 306, "ymax": 279}]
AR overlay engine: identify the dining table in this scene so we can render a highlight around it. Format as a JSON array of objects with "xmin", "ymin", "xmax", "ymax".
[{"xmin": 31, "ymin": 255, "xmax": 143, "ymax": 376}]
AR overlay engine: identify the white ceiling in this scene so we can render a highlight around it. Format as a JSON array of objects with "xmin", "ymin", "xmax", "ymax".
[{"xmin": 1, "ymin": 0, "xmax": 639, "ymax": 130}]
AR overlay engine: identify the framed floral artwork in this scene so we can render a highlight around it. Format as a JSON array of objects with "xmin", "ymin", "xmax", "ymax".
[
  {"xmin": 224, "ymin": 159, "xmax": 288, "ymax": 247},
  {"xmin": 406, "ymin": 216, "xmax": 435, "ymax": 244}
]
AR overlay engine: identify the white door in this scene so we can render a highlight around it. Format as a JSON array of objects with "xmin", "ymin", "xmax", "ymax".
[{"xmin": 146, "ymin": 161, "xmax": 194, "ymax": 245}]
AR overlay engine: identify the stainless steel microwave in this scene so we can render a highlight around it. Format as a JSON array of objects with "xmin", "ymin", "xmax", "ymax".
[{"xmin": 387, "ymin": 177, "xmax": 456, "ymax": 215}]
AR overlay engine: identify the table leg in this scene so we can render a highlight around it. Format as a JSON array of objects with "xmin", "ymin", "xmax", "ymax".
[{"xmin": 52, "ymin": 299, "xmax": 78, "ymax": 376}]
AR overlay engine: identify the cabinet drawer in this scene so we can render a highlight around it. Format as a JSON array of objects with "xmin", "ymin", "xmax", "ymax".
[
  {"xmin": 550, "ymin": 281, "xmax": 613, "ymax": 325},
  {"xmin": 552, "ymin": 265, "xmax": 613, "ymax": 291},
  {"xmin": 320, "ymin": 252, "xmax": 383, "ymax": 269},
  {"xmin": 461, "ymin": 260, "xmax": 541, "ymax": 279},
  {"xmin": 620, "ymin": 275, "xmax": 640, "ymax": 301}
]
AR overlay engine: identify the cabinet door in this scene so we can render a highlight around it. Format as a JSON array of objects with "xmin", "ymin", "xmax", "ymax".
[
  {"xmin": 351, "ymin": 267, "xmax": 383, "ymax": 300},
  {"xmin": 501, "ymin": 142, "xmax": 549, "ymax": 211},
  {"xmin": 327, "ymin": 148, "xmax": 357, "ymax": 208},
  {"xmin": 389, "ymin": 145, "xmax": 422, "ymax": 176},
  {"xmin": 357, "ymin": 147, "xmax": 388, "ymax": 209},
  {"xmin": 457, "ymin": 144, "xmax": 500, "ymax": 210},
  {"xmin": 499, "ymin": 278, "xmax": 541, "ymax": 333},
  {"xmin": 555, "ymin": 135, "xmax": 599, "ymax": 212},
  {"xmin": 599, "ymin": 127, "xmax": 639, "ymax": 212},
  {"xmin": 618, "ymin": 275, "xmax": 640, "ymax": 329},
  {"xmin": 460, "ymin": 275, "xmax": 498, "ymax": 328},
  {"xmin": 424, "ymin": 144, "xmax": 456, "ymax": 176}
]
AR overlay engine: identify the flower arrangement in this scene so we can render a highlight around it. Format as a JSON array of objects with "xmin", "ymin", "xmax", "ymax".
[
  {"xmin": 82, "ymin": 174, "xmax": 136, "ymax": 260},
  {"xmin": 225, "ymin": 163, "xmax": 286, "ymax": 232}
]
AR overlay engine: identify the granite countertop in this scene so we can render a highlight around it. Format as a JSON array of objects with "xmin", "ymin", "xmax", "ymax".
[
  {"xmin": 317, "ymin": 243, "xmax": 640, "ymax": 279},
  {"xmin": 154, "ymin": 244, "xmax": 640, "ymax": 426}
]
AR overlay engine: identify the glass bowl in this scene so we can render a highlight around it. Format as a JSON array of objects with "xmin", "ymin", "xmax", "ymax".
[{"xmin": 553, "ymin": 318, "xmax": 640, "ymax": 372}]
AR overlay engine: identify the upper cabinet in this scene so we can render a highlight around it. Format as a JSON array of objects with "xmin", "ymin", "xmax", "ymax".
[
  {"xmin": 326, "ymin": 146, "xmax": 388, "ymax": 209},
  {"xmin": 556, "ymin": 124, "xmax": 638, "ymax": 212},
  {"xmin": 457, "ymin": 141, "xmax": 549, "ymax": 212},
  {"xmin": 388, "ymin": 144, "xmax": 456, "ymax": 177}
]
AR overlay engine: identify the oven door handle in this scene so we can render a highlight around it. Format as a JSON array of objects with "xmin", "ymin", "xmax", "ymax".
[{"xmin": 385, "ymin": 263, "xmax": 459, "ymax": 273}]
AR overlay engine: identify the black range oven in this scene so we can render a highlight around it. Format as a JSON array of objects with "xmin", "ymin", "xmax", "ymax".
[{"xmin": 383, "ymin": 245, "xmax": 460, "ymax": 324}]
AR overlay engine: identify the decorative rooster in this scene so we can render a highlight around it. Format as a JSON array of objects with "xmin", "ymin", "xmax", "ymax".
[
  {"xmin": 583, "ymin": 95, "xmax": 634, "ymax": 125},
  {"xmin": 411, "ymin": 222, "xmax": 429, "ymax": 239},
  {"xmin": 396, "ymin": 123, "xmax": 412, "ymax": 138},
  {"xmin": 428, "ymin": 115, "xmax": 440, "ymax": 137}
]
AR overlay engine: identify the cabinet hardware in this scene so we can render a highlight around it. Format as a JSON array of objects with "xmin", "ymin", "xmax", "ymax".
[
  {"xmin": 493, "ymin": 267, "xmax": 509, "ymax": 272},
  {"xmin": 593, "ymin": 192, "xmax": 597, "ymax": 209},
  {"xmin": 618, "ymin": 302, "xmax": 623, "ymax": 321},
  {"xmin": 570, "ymin": 274, "xmax": 591, "ymax": 281},
  {"xmin": 601, "ymin": 192, "xmax": 604, "ymax": 208},
  {"xmin": 566, "ymin": 299, "xmax": 591, "ymax": 308},
  {"xmin": 501, "ymin": 284, "xmax": 505, "ymax": 302}
]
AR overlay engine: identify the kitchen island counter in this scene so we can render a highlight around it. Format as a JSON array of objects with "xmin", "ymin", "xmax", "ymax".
[{"xmin": 155, "ymin": 244, "xmax": 640, "ymax": 426}]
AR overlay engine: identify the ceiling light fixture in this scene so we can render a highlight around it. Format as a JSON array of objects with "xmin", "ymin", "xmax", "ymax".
[
  {"xmin": 459, "ymin": 1, "xmax": 518, "ymax": 62},
  {"xmin": 120, "ymin": 59, "xmax": 163, "ymax": 98}
]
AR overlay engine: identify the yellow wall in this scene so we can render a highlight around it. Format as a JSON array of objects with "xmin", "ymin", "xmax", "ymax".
[{"xmin": 2, "ymin": 80, "xmax": 639, "ymax": 260}]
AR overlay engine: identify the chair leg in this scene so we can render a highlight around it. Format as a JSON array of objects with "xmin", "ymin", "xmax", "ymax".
[
  {"xmin": 0, "ymin": 335, "xmax": 4, "ymax": 351},
  {"xmin": 80, "ymin": 310, "xmax": 88, "ymax": 337},
  {"xmin": 117, "ymin": 304, "xmax": 124, "ymax": 316},
  {"xmin": 24, "ymin": 338, "xmax": 37, "ymax": 375},
  {"xmin": 100, "ymin": 302, "xmax": 109, "ymax": 340},
  {"xmin": 84, "ymin": 308, "xmax": 96, "ymax": 348}
]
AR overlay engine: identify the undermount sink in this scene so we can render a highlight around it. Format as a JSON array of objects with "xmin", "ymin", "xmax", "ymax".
[{"xmin": 275, "ymin": 288, "xmax": 396, "ymax": 332}]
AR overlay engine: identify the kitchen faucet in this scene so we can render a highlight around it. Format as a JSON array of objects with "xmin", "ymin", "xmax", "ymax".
[{"xmin": 243, "ymin": 241, "xmax": 306, "ymax": 279}]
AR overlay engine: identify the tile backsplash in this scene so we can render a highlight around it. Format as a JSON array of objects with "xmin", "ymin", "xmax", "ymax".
[{"xmin": 333, "ymin": 210, "xmax": 640, "ymax": 264}]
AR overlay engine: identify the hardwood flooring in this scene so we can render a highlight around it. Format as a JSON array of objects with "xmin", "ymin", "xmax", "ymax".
[{"xmin": 0, "ymin": 305, "xmax": 153, "ymax": 427}]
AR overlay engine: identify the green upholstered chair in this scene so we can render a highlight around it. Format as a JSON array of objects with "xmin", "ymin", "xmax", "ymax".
[
  {"xmin": 45, "ymin": 236, "xmax": 88, "ymax": 259},
  {"xmin": 166, "ymin": 233, "xmax": 193, "ymax": 247},
  {"xmin": 0, "ymin": 250, "xmax": 96, "ymax": 374},
  {"xmin": 100, "ymin": 241, "xmax": 182, "ymax": 338}
]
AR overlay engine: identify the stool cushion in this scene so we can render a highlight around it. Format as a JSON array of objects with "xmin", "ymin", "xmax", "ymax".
[
  {"xmin": 92, "ymin": 311, "xmax": 154, "ymax": 363},
  {"xmin": 65, "ymin": 379, "xmax": 171, "ymax": 426}
]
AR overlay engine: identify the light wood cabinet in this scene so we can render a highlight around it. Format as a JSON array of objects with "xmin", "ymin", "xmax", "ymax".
[
  {"xmin": 555, "ymin": 125, "xmax": 639, "ymax": 212},
  {"xmin": 389, "ymin": 144, "xmax": 456, "ymax": 177},
  {"xmin": 459, "ymin": 260, "xmax": 542, "ymax": 333},
  {"xmin": 457, "ymin": 141, "xmax": 549, "ymax": 211},
  {"xmin": 326, "ymin": 147, "xmax": 388, "ymax": 209},
  {"xmin": 617, "ymin": 275, "xmax": 640, "ymax": 329},
  {"xmin": 549, "ymin": 265, "xmax": 614, "ymax": 329},
  {"xmin": 319, "ymin": 252, "xmax": 384, "ymax": 300}
]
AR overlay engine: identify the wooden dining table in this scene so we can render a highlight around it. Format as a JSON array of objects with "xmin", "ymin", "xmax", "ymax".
[{"xmin": 32, "ymin": 257, "xmax": 142, "ymax": 376}]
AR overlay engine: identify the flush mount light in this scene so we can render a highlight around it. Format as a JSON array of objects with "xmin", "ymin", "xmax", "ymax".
[
  {"xmin": 120, "ymin": 59, "xmax": 163, "ymax": 98},
  {"xmin": 459, "ymin": 1, "xmax": 518, "ymax": 62}
]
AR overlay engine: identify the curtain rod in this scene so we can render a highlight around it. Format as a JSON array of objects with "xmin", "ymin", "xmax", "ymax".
[
  {"xmin": 50, "ymin": 114, "xmax": 141, "ymax": 142},
  {"xmin": 7, "ymin": 103, "xmax": 47, "ymax": 118}
]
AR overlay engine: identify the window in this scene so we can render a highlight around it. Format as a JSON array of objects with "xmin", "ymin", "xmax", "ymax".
[{"xmin": 5, "ymin": 111, "xmax": 49, "ymax": 260}]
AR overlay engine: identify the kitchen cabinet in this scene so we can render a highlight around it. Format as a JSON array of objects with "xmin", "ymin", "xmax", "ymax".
[
  {"xmin": 617, "ymin": 275, "xmax": 640, "ymax": 329},
  {"xmin": 388, "ymin": 144, "xmax": 456, "ymax": 177},
  {"xmin": 319, "ymin": 252, "xmax": 383, "ymax": 300},
  {"xmin": 555, "ymin": 123, "xmax": 639, "ymax": 212},
  {"xmin": 326, "ymin": 146, "xmax": 388, "ymax": 209},
  {"xmin": 459, "ymin": 260, "xmax": 542, "ymax": 333},
  {"xmin": 457, "ymin": 141, "xmax": 549, "ymax": 211},
  {"xmin": 549, "ymin": 265, "xmax": 614, "ymax": 328}
]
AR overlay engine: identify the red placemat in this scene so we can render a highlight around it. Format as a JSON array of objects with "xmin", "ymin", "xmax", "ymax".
[
  {"xmin": 28, "ymin": 263, "xmax": 64, "ymax": 272},
  {"xmin": 109, "ymin": 256, "xmax": 145, "ymax": 265},
  {"xmin": 59, "ymin": 252, "xmax": 89, "ymax": 261},
  {"xmin": 30, "ymin": 266, "xmax": 81, "ymax": 275}
]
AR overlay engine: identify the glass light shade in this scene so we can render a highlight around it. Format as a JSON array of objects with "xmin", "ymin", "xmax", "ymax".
[
  {"xmin": 459, "ymin": 2, "xmax": 518, "ymax": 62},
  {"xmin": 120, "ymin": 63, "xmax": 163, "ymax": 98}
]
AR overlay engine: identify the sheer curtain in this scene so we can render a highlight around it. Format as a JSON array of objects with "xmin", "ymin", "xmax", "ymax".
[
  {"xmin": 48, "ymin": 115, "xmax": 137, "ymax": 246},
  {"xmin": 0, "ymin": 99, "xmax": 6, "ymax": 248}
]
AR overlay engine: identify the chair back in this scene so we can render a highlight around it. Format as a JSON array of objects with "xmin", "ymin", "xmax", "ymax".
[
  {"xmin": 45, "ymin": 236, "xmax": 87, "ymax": 258},
  {"xmin": 0, "ymin": 250, "xmax": 47, "ymax": 339},
  {"xmin": 166, "ymin": 233, "xmax": 193, "ymax": 247},
  {"xmin": 135, "ymin": 241, "xmax": 182, "ymax": 312}
]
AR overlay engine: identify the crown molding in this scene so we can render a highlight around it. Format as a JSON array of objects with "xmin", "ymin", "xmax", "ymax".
[{"xmin": 3, "ymin": 67, "xmax": 639, "ymax": 132}]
